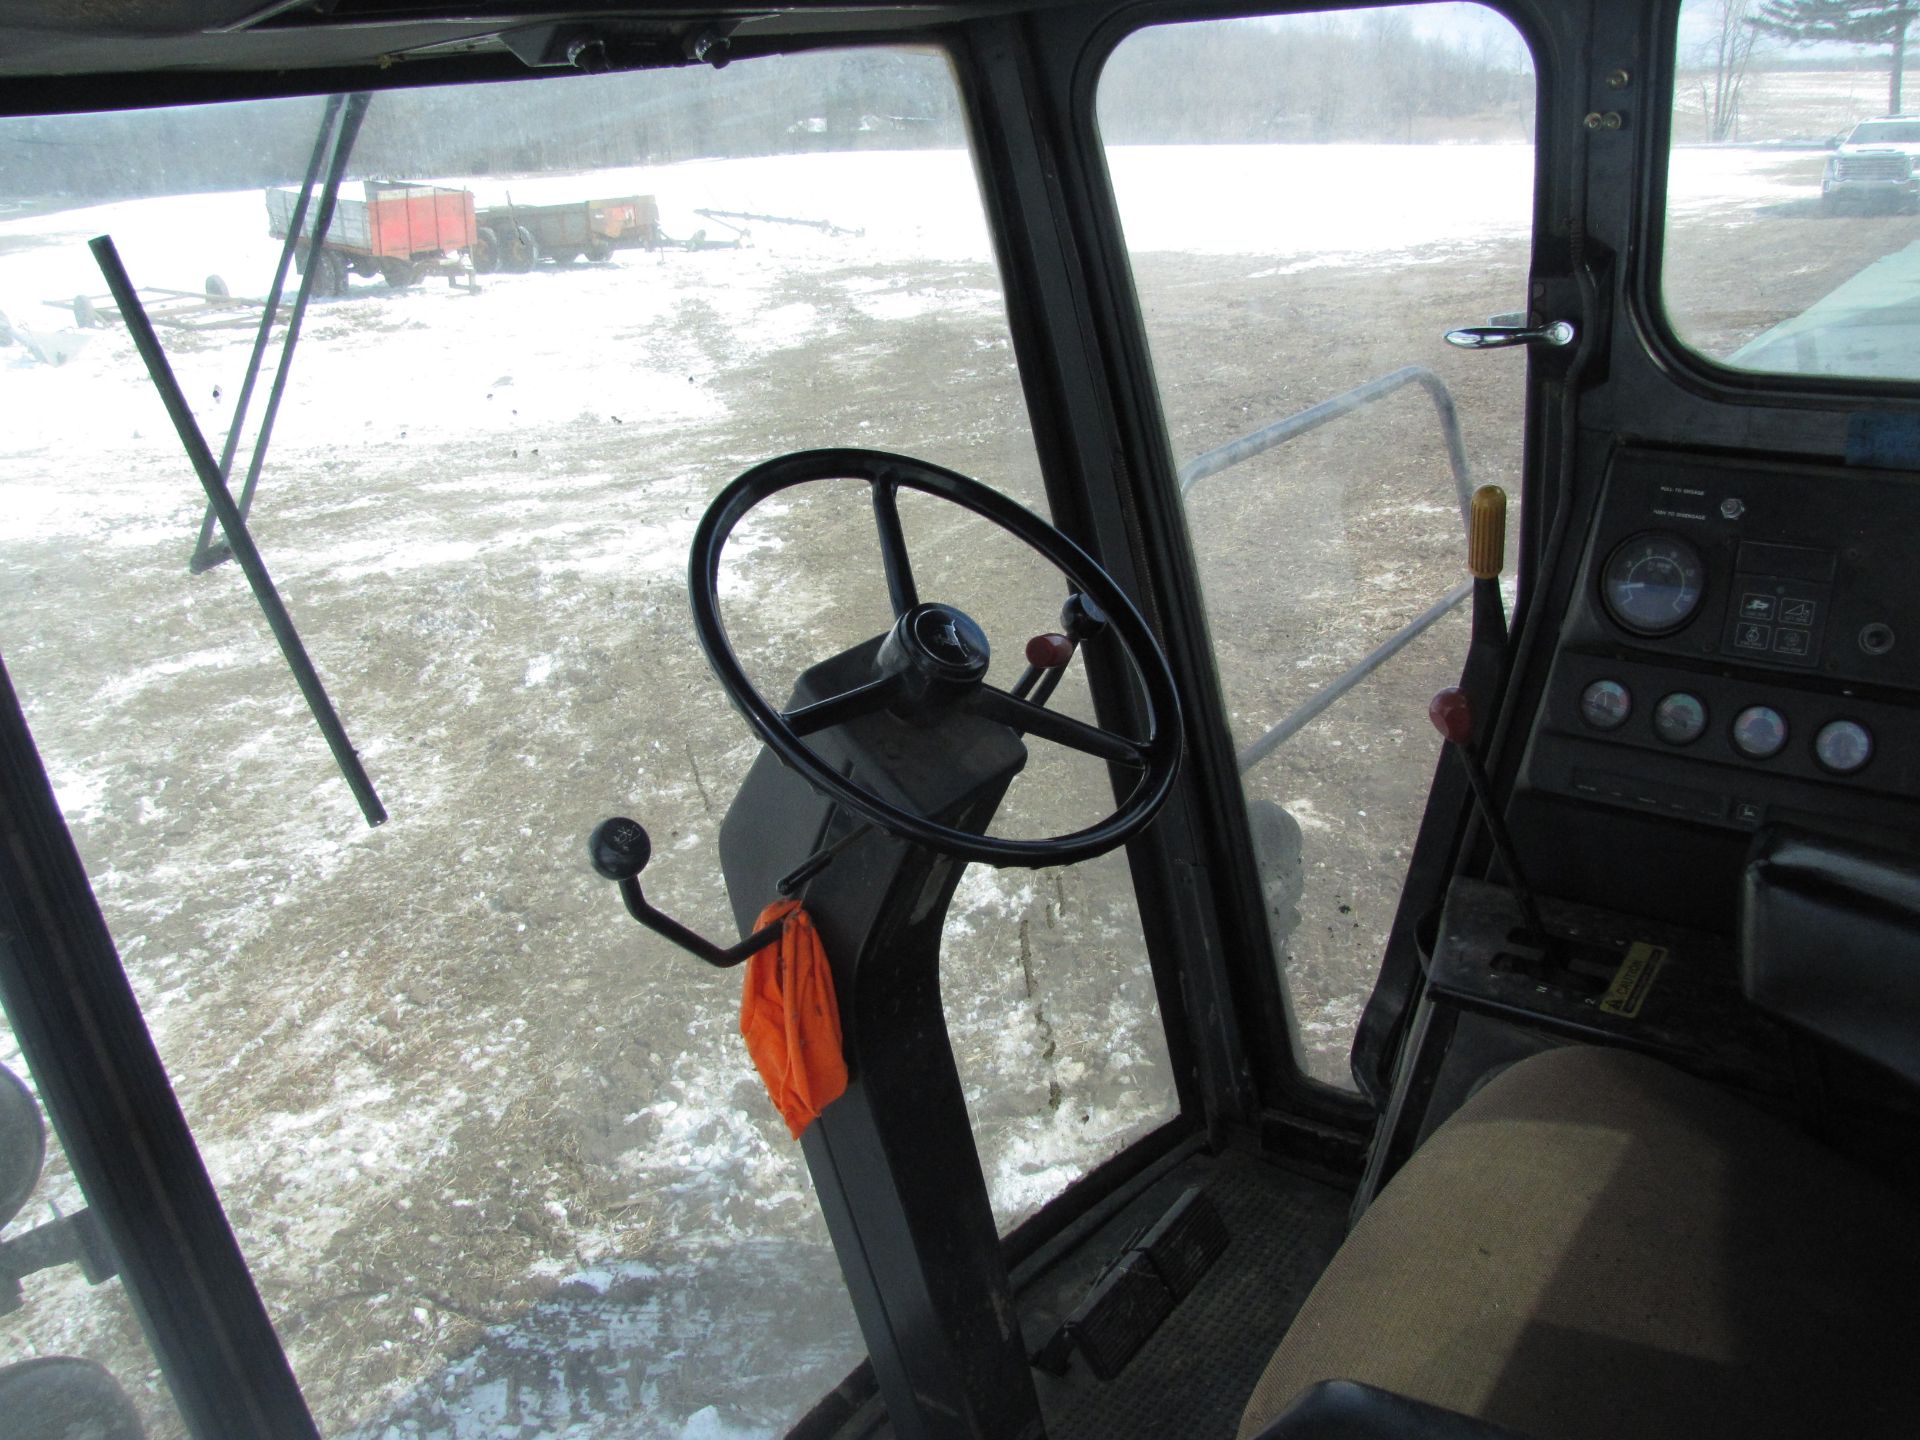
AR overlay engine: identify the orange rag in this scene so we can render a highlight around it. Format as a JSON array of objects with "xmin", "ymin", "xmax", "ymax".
[{"xmin": 740, "ymin": 899, "xmax": 848, "ymax": 1139}]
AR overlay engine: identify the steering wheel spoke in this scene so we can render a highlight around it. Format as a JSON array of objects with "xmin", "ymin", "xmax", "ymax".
[
  {"xmin": 785, "ymin": 673, "xmax": 904, "ymax": 737},
  {"xmin": 968, "ymin": 685, "xmax": 1147, "ymax": 767},
  {"xmin": 871, "ymin": 478, "xmax": 919, "ymax": 617}
]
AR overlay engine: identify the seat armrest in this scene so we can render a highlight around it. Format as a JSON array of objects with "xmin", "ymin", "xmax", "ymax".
[{"xmin": 1741, "ymin": 825, "xmax": 1920, "ymax": 1088}]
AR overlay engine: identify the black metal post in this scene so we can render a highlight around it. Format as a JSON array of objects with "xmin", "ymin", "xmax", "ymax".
[
  {"xmin": 716, "ymin": 648, "xmax": 1044, "ymax": 1440},
  {"xmin": 0, "ymin": 655, "xmax": 322, "ymax": 1439},
  {"xmin": 188, "ymin": 93, "xmax": 346, "ymax": 573},
  {"xmin": 91, "ymin": 236, "xmax": 386, "ymax": 827}
]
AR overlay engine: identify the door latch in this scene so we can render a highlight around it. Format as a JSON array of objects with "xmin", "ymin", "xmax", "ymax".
[{"xmin": 1444, "ymin": 319, "xmax": 1576, "ymax": 350}]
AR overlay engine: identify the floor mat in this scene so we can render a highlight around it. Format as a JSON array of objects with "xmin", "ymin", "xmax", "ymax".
[{"xmin": 1028, "ymin": 1146, "xmax": 1350, "ymax": 1440}]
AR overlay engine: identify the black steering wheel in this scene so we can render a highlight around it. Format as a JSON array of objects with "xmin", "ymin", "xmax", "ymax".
[{"xmin": 689, "ymin": 449, "xmax": 1182, "ymax": 868}]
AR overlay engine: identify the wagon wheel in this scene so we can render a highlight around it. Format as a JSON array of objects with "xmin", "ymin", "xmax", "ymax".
[
  {"xmin": 471, "ymin": 227, "xmax": 500, "ymax": 275},
  {"xmin": 585, "ymin": 236, "xmax": 613, "ymax": 263},
  {"xmin": 501, "ymin": 226, "xmax": 538, "ymax": 273},
  {"xmin": 380, "ymin": 258, "xmax": 419, "ymax": 289},
  {"xmin": 317, "ymin": 249, "xmax": 348, "ymax": 298}
]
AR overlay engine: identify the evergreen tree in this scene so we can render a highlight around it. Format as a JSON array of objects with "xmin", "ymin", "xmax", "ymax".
[{"xmin": 1751, "ymin": 0, "xmax": 1919, "ymax": 114}]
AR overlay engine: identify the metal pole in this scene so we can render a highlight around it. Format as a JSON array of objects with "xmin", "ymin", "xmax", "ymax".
[
  {"xmin": 189, "ymin": 93, "xmax": 345, "ymax": 573},
  {"xmin": 1237, "ymin": 580, "xmax": 1472, "ymax": 774},
  {"xmin": 1179, "ymin": 364, "xmax": 1482, "ymax": 771},
  {"xmin": 220, "ymin": 93, "xmax": 372, "ymax": 561},
  {"xmin": 1180, "ymin": 364, "xmax": 1474, "ymax": 526},
  {"xmin": 90, "ymin": 236, "xmax": 386, "ymax": 828}
]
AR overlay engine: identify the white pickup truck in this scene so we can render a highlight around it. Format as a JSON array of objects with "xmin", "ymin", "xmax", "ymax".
[{"xmin": 1822, "ymin": 117, "xmax": 1920, "ymax": 213}]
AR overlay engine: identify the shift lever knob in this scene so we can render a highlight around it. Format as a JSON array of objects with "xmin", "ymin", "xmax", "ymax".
[
  {"xmin": 590, "ymin": 817, "xmax": 653, "ymax": 881},
  {"xmin": 1428, "ymin": 687, "xmax": 1476, "ymax": 748}
]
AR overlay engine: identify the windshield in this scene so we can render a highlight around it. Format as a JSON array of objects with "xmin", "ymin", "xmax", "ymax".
[
  {"xmin": 1848, "ymin": 120, "xmax": 1920, "ymax": 144},
  {"xmin": 0, "ymin": 51, "xmax": 1177, "ymax": 1437}
]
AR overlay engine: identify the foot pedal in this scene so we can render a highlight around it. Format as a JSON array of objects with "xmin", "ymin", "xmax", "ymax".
[{"xmin": 1032, "ymin": 1186, "xmax": 1229, "ymax": 1380}]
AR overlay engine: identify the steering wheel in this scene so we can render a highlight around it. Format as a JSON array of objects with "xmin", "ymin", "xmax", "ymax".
[{"xmin": 689, "ymin": 449, "xmax": 1183, "ymax": 868}]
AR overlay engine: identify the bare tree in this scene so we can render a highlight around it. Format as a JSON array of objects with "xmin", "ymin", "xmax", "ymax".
[
  {"xmin": 1699, "ymin": 0, "xmax": 1761, "ymax": 139},
  {"xmin": 1752, "ymin": 0, "xmax": 1918, "ymax": 115}
]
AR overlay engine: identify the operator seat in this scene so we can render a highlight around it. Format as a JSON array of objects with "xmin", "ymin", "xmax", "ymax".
[{"xmin": 1237, "ymin": 1045, "xmax": 1920, "ymax": 1440}]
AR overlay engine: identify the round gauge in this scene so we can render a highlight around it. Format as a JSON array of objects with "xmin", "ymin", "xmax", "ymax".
[
  {"xmin": 1579, "ymin": 679, "xmax": 1632, "ymax": 731},
  {"xmin": 1814, "ymin": 719, "xmax": 1873, "ymax": 775},
  {"xmin": 1653, "ymin": 692, "xmax": 1708, "ymax": 746},
  {"xmin": 1731, "ymin": 704, "xmax": 1789, "ymax": 760},
  {"xmin": 1602, "ymin": 533, "xmax": 1707, "ymax": 636}
]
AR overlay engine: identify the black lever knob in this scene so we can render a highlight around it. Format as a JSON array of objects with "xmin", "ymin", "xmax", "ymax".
[
  {"xmin": 1061, "ymin": 592, "xmax": 1109, "ymax": 643},
  {"xmin": 589, "ymin": 816, "xmax": 653, "ymax": 881}
]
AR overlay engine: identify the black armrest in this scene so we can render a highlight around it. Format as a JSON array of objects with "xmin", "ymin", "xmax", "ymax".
[
  {"xmin": 1742, "ymin": 825, "xmax": 1920, "ymax": 1089},
  {"xmin": 1249, "ymin": 1381, "xmax": 1537, "ymax": 1440}
]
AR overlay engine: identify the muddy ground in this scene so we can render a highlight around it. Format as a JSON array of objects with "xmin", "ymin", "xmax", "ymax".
[{"xmin": 1, "ymin": 169, "xmax": 1912, "ymax": 1438}]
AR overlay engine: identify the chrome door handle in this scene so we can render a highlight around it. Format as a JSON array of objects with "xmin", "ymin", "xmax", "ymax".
[{"xmin": 1444, "ymin": 320, "xmax": 1576, "ymax": 350}]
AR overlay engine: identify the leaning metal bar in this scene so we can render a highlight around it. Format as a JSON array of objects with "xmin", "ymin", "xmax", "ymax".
[
  {"xmin": 1179, "ymin": 364, "xmax": 1474, "ymax": 526},
  {"xmin": 193, "ymin": 92, "xmax": 372, "ymax": 575},
  {"xmin": 1177, "ymin": 365, "xmax": 1480, "ymax": 772},
  {"xmin": 1237, "ymin": 580, "xmax": 1472, "ymax": 774},
  {"xmin": 91, "ymin": 237, "xmax": 386, "ymax": 828},
  {"xmin": 189, "ymin": 93, "xmax": 346, "ymax": 573}
]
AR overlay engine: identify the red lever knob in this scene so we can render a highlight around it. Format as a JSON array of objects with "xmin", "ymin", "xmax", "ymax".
[
  {"xmin": 1429, "ymin": 687, "xmax": 1475, "ymax": 747},
  {"xmin": 1025, "ymin": 633, "xmax": 1075, "ymax": 669}
]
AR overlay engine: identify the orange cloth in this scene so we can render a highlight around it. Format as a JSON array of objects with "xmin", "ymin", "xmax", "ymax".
[{"xmin": 740, "ymin": 899, "xmax": 848, "ymax": 1139}]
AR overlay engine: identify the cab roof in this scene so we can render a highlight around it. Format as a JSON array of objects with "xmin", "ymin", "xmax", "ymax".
[{"xmin": 2, "ymin": 0, "xmax": 1069, "ymax": 107}]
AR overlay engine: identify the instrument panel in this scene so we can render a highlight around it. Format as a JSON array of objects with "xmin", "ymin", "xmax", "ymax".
[{"xmin": 1519, "ymin": 448, "xmax": 1920, "ymax": 840}]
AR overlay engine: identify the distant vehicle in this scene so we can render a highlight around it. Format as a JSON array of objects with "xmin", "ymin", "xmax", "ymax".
[
  {"xmin": 1821, "ymin": 117, "xmax": 1920, "ymax": 213},
  {"xmin": 474, "ymin": 195, "xmax": 663, "ymax": 269}
]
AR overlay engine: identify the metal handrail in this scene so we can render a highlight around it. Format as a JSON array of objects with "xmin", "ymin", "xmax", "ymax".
[{"xmin": 1177, "ymin": 364, "xmax": 1477, "ymax": 773}]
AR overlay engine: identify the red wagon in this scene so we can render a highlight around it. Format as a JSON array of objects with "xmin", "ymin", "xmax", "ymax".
[{"xmin": 266, "ymin": 180, "xmax": 481, "ymax": 294}]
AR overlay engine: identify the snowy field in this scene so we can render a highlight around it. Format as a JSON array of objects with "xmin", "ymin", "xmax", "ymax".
[{"xmin": 0, "ymin": 138, "xmax": 1829, "ymax": 1439}]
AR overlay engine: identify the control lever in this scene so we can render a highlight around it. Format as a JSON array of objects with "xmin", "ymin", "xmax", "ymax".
[
  {"xmin": 1011, "ymin": 592, "xmax": 1108, "ymax": 705},
  {"xmin": 589, "ymin": 816, "xmax": 784, "ymax": 968},
  {"xmin": 1427, "ymin": 687, "xmax": 1549, "ymax": 947}
]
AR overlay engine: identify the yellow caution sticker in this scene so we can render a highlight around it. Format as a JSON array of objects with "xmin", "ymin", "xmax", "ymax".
[{"xmin": 1600, "ymin": 942, "xmax": 1667, "ymax": 1018}]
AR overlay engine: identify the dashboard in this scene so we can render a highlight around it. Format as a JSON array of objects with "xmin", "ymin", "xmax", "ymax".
[{"xmin": 1516, "ymin": 447, "xmax": 1920, "ymax": 918}]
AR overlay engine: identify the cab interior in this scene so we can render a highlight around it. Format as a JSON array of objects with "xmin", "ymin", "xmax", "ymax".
[{"xmin": 1, "ymin": 1, "xmax": 1918, "ymax": 1438}]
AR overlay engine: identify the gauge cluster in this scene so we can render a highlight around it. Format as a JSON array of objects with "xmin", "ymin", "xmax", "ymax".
[{"xmin": 1518, "ymin": 447, "xmax": 1920, "ymax": 843}]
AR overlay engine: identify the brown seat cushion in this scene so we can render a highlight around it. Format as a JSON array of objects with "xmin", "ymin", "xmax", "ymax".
[{"xmin": 1239, "ymin": 1046, "xmax": 1920, "ymax": 1440}]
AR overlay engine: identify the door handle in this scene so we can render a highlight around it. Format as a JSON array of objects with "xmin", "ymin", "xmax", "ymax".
[{"xmin": 1444, "ymin": 319, "xmax": 1576, "ymax": 350}]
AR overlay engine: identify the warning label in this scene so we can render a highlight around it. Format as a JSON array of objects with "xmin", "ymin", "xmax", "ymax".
[{"xmin": 1600, "ymin": 942, "xmax": 1668, "ymax": 1019}]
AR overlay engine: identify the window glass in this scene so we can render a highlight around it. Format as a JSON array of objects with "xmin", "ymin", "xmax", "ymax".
[
  {"xmin": 0, "ymin": 50, "xmax": 1174, "ymax": 1435},
  {"xmin": 1099, "ymin": 5, "xmax": 1535, "ymax": 1086},
  {"xmin": 0, "ymin": 1019, "xmax": 188, "ymax": 1438},
  {"xmin": 1666, "ymin": 0, "xmax": 1920, "ymax": 378}
]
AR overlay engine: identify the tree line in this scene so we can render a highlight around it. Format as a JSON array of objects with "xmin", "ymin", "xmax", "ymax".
[
  {"xmin": 0, "ymin": 20, "xmax": 1532, "ymax": 204},
  {"xmin": 1099, "ymin": 14, "xmax": 1533, "ymax": 144}
]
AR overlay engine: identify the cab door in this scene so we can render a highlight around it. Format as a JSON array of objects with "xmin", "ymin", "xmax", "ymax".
[{"xmin": 1056, "ymin": 1, "xmax": 1549, "ymax": 1106}]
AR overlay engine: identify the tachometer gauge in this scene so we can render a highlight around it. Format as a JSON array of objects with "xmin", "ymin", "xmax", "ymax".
[{"xmin": 1601, "ymin": 533, "xmax": 1707, "ymax": 636}]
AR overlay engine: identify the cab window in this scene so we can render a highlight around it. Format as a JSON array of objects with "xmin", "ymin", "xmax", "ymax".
[
  {"xmin": 1097, "ymin": 3, "xmax": 1537, "ymax": 1086},
  {"xmin": 1664, "ymin": 0, "xmax": 1920, "ymax": 380},
  {"xmin": 0, "ymin": 49, "xmax": 1173, "ymax": 1435}
]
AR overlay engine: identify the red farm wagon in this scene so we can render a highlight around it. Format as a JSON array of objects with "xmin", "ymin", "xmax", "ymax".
[{"xmin": 266, "ymin": 180, "xmax": 481, "ymax": 294}]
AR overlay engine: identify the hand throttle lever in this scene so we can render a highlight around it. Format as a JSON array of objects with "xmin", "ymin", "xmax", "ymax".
[{"xmin": 589, "ymin": 816, "xmax": 784, "ymax": 968}]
